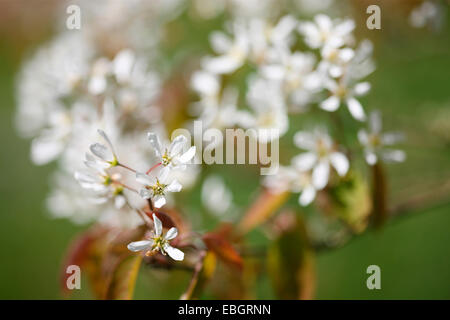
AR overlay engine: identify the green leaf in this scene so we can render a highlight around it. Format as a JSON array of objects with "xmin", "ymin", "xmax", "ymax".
[{"xmin": 319, "ymin": 170, "xmax": 372, "ymax": 233}]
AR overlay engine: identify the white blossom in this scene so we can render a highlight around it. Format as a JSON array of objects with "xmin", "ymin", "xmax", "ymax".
[
  {"xmin": 239, "ymin": 77, "xmax": 288, "ymax": 142},
  {"xmin": 358, "ymin": 111, "xmax": 406, "ymax": 165},
  {"xmin": 89, "ymin": 129, "xmax": 118, "ymax": 167},
  {"xmin": 202, "ymin": 22, "xmax": 250, "ymax": 74},
  {"xmin": 201, "ymin": 175, "xmax": 233, "ymax": 216},
  {"xmin": 293, "ymin": 129, "xmax": 349, "ymax": 189},
  {"xmin": 147, "ymin": 133, "xmax": 196, "ymax": 170},
  {"xmin": 127, "ymin": 214, "xmax": 184, "ymax": 261},
  {"xmin": 136, "ymin": 167, "xmax": 182, "ymax": 208},
  {"xmin": 298, "ymin": 14, "xmax": 355, "ymax": 50},
  {"xmin": 263, "ymin": 165, "xmax": 318, "ymax": 206},
  {"xmin": 320, "ymin": 78, "xmax": 370, "ymax": 121}
]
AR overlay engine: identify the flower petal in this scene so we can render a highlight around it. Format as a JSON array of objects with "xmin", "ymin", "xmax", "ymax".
[
  {"xmin": 114, "ymin": 195, "xmax": 126, "ymax": 209},
  {"xmin": 382, "ymin": 149, "xmax": 406, "ymax": 163},
  {"xmin": 164, "ymin": 227, "xmax": 178, "ymax": 241},
  {"xmin": 153, "ymin": 196, "xmax": 166, "ymax": 209},
  {"xmin": 382, "ymin": 132, "xmax": 405, "ymax": 145},
  {"xmin": 292, "ymin": 152, "xmax": 317, "ymax": 171},
  {"xmin": 357, "ymin": 130, "xmax": 369, "ymax": 145},
  {"xmin": 346, "ymin": 97, "xmax": 366, "ymax": 121},
  {"xmin": 299, "ymin": 185, "xmax": 316, "ymax": 206},
  {"xmin": 90, "ymin": 143, "xmax": 114, "ymax": 162},
  {"xmin": 320, "ymin": 95, "xmax": 340, "ymax": 112},
  {"xmin": 136, "ymin": 172, "xmax": 153, "ymax": 186},
  {"xmin": 329, "ymin": 152, "xmax": 349, "ymax": 176},
  {"xmin": 294, "ymin": 131, "xmax": 316, "ymax": 150},
  {"xmin": 97, "ymin": 129, "xmax": 116, "ymax": 158},
  {"xmin": 167, "ymin": 180, "xmax": 182, "ymax": 193},
  {"xmin": 152, "ymin": 213, "xmax": 162, "ymax": 236},
  {"xmin": 164, "ymin": 244, "xmax": 184, "ymax": 261},
  {"xmin": 147, "ymin": 132, "xmax": 162, "ymax": 158},
  {"xmin": 169, "ymin": 135, "xmax": 187, "ymax": 157},
  {"xmin": 312, "ymin": 161, "xmax": 330, "ymax": 189},
  {"xmin": 353, "ymin": 82, "xmax": 371, "ymax": 96},
  {"xmin": 139, "ymin": 188, "xmax": 152, "ymax": 199},
  {"xmin": 127, "ymin": 240, "xmax": 152, "ymax": 252},
  {"xmin": 365, "ymin": 152, "xmax": 378, "ymax": 165},
  {"xmin": 177, "ymin": 146, "xmax": 196, "ymax": 164}
]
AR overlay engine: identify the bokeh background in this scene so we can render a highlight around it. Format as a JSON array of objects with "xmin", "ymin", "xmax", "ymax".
[{"xmin": 0, "ymin": 0, "xmax": 449, "ymax": 299}]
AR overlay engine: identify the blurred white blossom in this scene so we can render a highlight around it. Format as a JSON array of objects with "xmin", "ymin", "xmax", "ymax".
[{"xmin": 358, "ymin": 111, "xmax": 406, "ymax": 165}]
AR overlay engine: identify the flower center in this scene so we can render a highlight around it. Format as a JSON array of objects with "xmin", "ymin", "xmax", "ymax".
[
  {"xmin": 161, "ymin": 149, "xmax": 172, "ymax": 166},
  {"xmin": 316, "ymin": 139, "xmax": 329, "ymax": 158},
  {"xmin": 369, "ymin": 134, "xmax": 381, "ymax": 147},
  {"xmin": 336, "ymin": 85, "xmax": 348, "ymax": 98},
  {"xmin": 151, "ymin": 179, "xmax": 167, "ymax": 196}
]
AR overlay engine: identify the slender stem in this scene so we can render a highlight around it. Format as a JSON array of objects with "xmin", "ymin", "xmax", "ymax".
[
  {"xmin": 118, "ymin": 162, "xmax": 137, "ymax": 173},
  {"xmin": 148, "ymin": 198, "xmax": 154, "ymax": 212},
  {"xmin": 112, "ymin": 179, "xmax": 138, "ymax": 194},
  {"xmin": 125, "ymin": 201, "xmax": 153, "ymax": 229},
  {"xmin": 146, "ymin": 162, "xmax": 162, "ymax": 175}
]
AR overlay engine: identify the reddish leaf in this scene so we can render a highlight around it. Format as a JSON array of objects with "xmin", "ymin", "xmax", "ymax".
[
  {"xmin": 145, "ymin": 210, "xmax": 177, "ymax": 229},
  {"xmin": 202, "ymin": 231, "xmax": 243, "ymax": 271},
  {"xmin": 104, "ymin": 254, "xmax": 142, "ymax": 300},
  {"xmin": 60, "ymin": 226, "xmax": 109, "ymax": 297},
  {"xmin": 145, "ymin": 208, "xmax": 190, "ymax": 235}
]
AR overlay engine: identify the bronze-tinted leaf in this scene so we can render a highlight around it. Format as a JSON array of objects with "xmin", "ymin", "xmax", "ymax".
[
  {"xmin": 60, "ymin": 226, "xmax": 110, "ymax": 297},
  {"xmin": 202, "ymin": 231, "xmax": 243, "ymax": 270},
  {"xmin": 104, "ymin": 254, "xmax": 142, "ymax": 300},
  {"xmin": 371, "ymin": 162, "xmax": 388, "ymax": 227}
]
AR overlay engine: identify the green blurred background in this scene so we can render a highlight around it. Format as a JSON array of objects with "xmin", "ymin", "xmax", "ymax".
[{"xmin": 0, "ymin": 0, "xmax": 449, "ymax": 299}]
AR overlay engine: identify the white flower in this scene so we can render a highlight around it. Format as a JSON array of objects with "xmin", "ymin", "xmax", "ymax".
[
  {"xmin": 298, "ymin": 14, "xmax": 355, "ymax": 49},
  {"xmin": 320, "ymin": 78, "xmax": 370, "ymax": 121},
  {"xmin": 89, "ymin": 129, "xmax": 118, "ymax": 167},
  {"xmin": 136, "ymin": 167, "xmax": 182, "ymax": 208},
  {"xmin": 358, "ymin": 111, "xmax": 406, "ymax": 165},
  {"xmin": 239, "ymin": 78, "xmax": 288, "ymax": 143},
  {"xmin": 201, "ymin": 175, "xmax": 233, "ymax": 217},
  {"xmin": 262, "ymin": 49, "xmax": 321, "ymax": 111},
  {"xmin": 263, "ymin": 165, "xmax": 317, "ymax": 206},
  {"xmin": 319, "ymin": 46, "xmax": 355, "ymax": 78},
  {"xmin": 127, "ymin": 214, "xmax": 184, "ymax": 261},
  {"xmin": 88, "ymin": 57, "xmax": 111, "ymax": 95},
  {"xmin": 293, "ymin": 129, "xmax": 349, "ymax": 189},
  {"xmin": 147, "ymin": 133, "xmax": 196, "ymax": 170},
  {"xmin": 202, "ymin": 22, "xmax": 249, "ymax": 74},
  {"xmin": 247, "ymin": 15, "xmax": 298, "ymax": 64},
  {"xmin": 75, "ymin": 154, "xmax": 126, "ymax": 209},
  {"xmin": 409, "ymin": 1, "xmax": 441, "ymax": 29},
  {"xmin": 190, "ymin": 71, "xmax": 240, "ymax": 131}
]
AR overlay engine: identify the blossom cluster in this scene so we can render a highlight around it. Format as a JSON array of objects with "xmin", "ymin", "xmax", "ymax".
[{"xmin": 15, "ymin": 0, "xmax": 406, "ymax": 260}]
